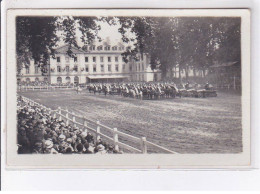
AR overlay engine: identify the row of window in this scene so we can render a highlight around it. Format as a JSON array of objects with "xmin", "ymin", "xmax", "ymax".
[
  {"xmin": 26, "ymin": 66, "xmax": 39, "ymax": 74},
  {"xmin": 88, "ymin": 45, "xmax": 124, "ymax": 51},
  {"xmin": 55, "ymin": 64, "xmax": 125, "ymax": 73},
  {"xmin": 25, "ymin": 63, "xmax": 144, "ymax": 74},
  {"xmin": 57, "ymin": 56, "xmax": 122, "ymax": 63}
]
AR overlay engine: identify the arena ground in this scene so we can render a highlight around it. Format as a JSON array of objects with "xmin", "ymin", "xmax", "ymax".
[{"xmin": 19, "ymin": 89, "xmax": 242, "ymax": 153}]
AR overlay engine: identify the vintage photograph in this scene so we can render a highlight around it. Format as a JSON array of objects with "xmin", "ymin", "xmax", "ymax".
[{"xmin": 5, "ymin": 9, "xmax": 250, "ymax": 168}]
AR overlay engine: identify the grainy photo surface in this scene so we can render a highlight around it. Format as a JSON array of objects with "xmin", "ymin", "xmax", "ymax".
[
  {"xmin": 6, "ymin": 9, "xmax": 250, "ymax": 168},
  {"xmin": 16, "ymin": 15, "xmax": 242, "ymax": 154}
]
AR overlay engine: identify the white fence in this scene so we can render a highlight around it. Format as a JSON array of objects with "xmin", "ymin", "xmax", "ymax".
[
  {"xmin": 20, "ymin": 96, "xmax": 178, "ymax": 154},
  {"xmin": 18, "ymin": 85, "xmax": 79, "ymax": 91}
]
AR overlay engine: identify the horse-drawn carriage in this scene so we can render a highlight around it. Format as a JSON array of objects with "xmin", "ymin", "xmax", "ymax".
[{"xmin": 177, "ymin": 83, "xmax": 217, "ymax": 98}]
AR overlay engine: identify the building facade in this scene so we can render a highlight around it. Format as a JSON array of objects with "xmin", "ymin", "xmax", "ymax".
[{"xmin": 18, "ymin": 40, "xmax": 161, "ymax": 84}]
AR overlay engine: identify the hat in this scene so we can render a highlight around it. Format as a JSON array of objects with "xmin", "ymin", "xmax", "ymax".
[
  {"xmin": 35, "ymin": 142, "xmax": 42, "ymax": 148},
  {"xmin": 97, "ymin": 144, "xmax": 105, "ymax": 151},
  {"xmin": 45, "ymin": 140, "xmax": 53, "ymax": 149},
  {"xmin": 66, "ymin": 138, "xmax": 72, "ymax": 143},
  {"xmin": 81, "ymin": 132, "xmax": 87, "ymax": 138},
  {"xmin": 58, "ymin": 134, "xmax": 66, "ymax": 141}
]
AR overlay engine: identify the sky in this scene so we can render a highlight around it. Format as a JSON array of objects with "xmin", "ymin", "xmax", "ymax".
[{"xmin": 56, "ymin": 20, "xmax": 135, "ymax": 47}]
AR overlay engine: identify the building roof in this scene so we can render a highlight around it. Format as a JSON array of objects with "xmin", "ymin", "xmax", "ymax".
[{"xmin": 55, "ymin": 44, "xmax": 85, "ymax": 54}]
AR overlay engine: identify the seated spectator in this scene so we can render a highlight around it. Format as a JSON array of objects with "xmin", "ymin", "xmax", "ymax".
[{"xmin": 17, "ymin": 96, "xmax": 118, "ymax": 155}]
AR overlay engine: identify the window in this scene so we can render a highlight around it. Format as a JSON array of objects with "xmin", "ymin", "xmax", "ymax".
[
  {"xmin": 85, "ymin": 57, "xmax": 88, "ymax": 62},
  {"xmin": 108, "ymin": 57, "xmax": 111, "ymax": 62},
  {"xmin": 57, "ymin": 66, "xmax": 61, "ymax": 72},
  {"xmin": 112, "ymin": 46, "xmax": 117, "ymax": 51},
  {"xmin": 115, "ymin": 57, "xmax": 118, "ymax": 62},
  {"xmin": 119, "ymin": 47, "xmax": 122, "ymax": 51},
  {"xmin": 98, "ymin": 46, "xmax": 103, "ymax": 50},
  {"xmin": 142, "ymin": 63, "xmax": 144, "ymax": 70},
  {"xmin": 26, "ymin": 78, "xmax": 30, "ymax": 83},
  {"xmin": 101, "ymin": 64, "xmax": 104, "ymax": 72},
  {"xmin": 89, "ymin": 46, "xmax": 95, "ymax": 50},
  {"xmin": 26, "ymin": 67, "xmax": 30, "ymax": 74},
  {"xmin": 93, "ymin": 65, "xmax": 96, "ymax": 72},
  {"xmin": 108, "ymin": 64, "xmax": 111, "ymax": 72},
  {"xmin": 74, "ymin": 76, "xmax": 79, "ymax": 84},
  {"xmin": 66, "ymin": 66, "xmax": 70, "ymax": 72},
  {"xmin": 66, "ymin": 77, "xmax": 71, "ymax": 83},
  {"xmin": 57, "ymin": 77, "xmax": 62, "ymax": 84},
  {"xmin": 100, "ymin": 57, "xmax": 104, "ymax": 62},
  {"xmin": 105, "ymin": 46, "xmax": 111, "ymax": 51},
  {"xmin": 115, "ymin": 64, "xmax": 119, "ymax": 72},
  {"xmin": 74, "ymin": 66, "xmax": 78, "ymax": 72},
  {"xmin": 85, "ymin": 65, "xmax": 89, "ymax": 72},
  {"xmin": 57, "ymin": 57, "xmax": 60, "ymax": 63},
  {"xmin": 123, "ymin": 64, "xmax": 126, "ymax": 71},
  {"xmin": 35, "ymin": 66, "xmax": 39, "ymax": 74},
  {"xmin": 93, "ymin": 57, "xmax": 96, "ymax": 62},
  {"xmin": 65, "ymin": 57, "xmax": 69, "ymax": 62},
  {"xmin": 74, "ymin": 57, "xmax": 77, "ymax": 62},
  {"xmin": 129, "ymin": 65, "xmax": 132, "ymax": 72}
]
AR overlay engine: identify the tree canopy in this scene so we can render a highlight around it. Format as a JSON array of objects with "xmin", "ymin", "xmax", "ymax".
[
  {"xmin": 16, "ymin": 16, "xmax": 241, "ymax": 79},
  {"xmin": 16, "ymin": 16, "xmax": 101, "ymax": 74},
  {"xmin": 116, "ymin": 17, "xmax": 241, "ymax": 79}
]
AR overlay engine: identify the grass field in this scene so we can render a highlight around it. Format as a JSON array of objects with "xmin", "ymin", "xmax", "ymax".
[{"xmin": 19, "ymin": 89, "xmax": 242, "ymax": 154}]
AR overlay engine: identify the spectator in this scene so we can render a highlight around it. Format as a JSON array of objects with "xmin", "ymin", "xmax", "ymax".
[{"xmin": 17, "ymin": 97, "xmax": 121, "ymax": 154}]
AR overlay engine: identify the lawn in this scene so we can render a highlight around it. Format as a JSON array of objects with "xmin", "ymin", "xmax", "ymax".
[{"xmin": 19, "ymin": 89, "xmax": 242, "ymax": 154}]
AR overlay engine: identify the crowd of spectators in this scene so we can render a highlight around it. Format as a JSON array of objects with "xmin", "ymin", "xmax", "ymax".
[{"xmin": 17, "ymin": 96, "xmax": 122, "ymax": 154}]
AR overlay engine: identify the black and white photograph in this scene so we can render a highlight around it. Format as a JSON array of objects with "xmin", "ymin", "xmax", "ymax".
[{"xmin": 5, "ymin": 9, "xmax": 250, "ymax": 168}]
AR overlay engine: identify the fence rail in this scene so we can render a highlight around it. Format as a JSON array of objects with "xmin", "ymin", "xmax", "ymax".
[
  {"xmin": 18, "ymin": 85, "xmax": 81, "ymax": 91},
  {"xmin": 19, "ymin": 96, "xmax": 178, "ymax": 154}
]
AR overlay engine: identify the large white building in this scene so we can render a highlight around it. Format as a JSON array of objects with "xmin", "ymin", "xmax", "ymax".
[{"xmin": 17, "ymin": 40, "xmax": 161, "ymax": 84}]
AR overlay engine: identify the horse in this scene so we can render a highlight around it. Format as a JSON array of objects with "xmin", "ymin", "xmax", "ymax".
[{"xmin": 128, "ymin": 88, "xmax": 136, "ymax": 98}]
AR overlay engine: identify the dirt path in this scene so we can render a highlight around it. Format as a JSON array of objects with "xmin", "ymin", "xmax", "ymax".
[{"xmin": 20, "ymin": 90, "xmax": 242, "ymax": 153}]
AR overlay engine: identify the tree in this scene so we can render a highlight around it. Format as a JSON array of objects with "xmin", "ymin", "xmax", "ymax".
[
  {"xmin": 115, "ymin": 16, "xmax": 241, "ymax": 81},
  {"xmin": 117, "ymin": 17, "xmax": 178, "ymax": 79},
  {"xmin": 16, "ymin": 16, "xmax": 101, "ymax": 74},
  {"xmin": 16, "ymin": 17, "xmax": 58, "ymax": 74}
]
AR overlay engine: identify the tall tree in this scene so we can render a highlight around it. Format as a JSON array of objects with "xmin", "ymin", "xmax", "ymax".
[{"xmin": 16, "ymin": 16, "xmax": 101, "ymax": 74}]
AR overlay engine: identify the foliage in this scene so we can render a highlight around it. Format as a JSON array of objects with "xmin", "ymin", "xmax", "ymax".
[
  {"xmin": 116, "ymin": 17, "xmax": 241, "ymax": 80},
  {"xmin": 16, "ymin": 16, "xmax": 101, "ymax": 74},
  {"xmin": 16, "ymin": 16, "xmax": 241, "ymax": 79}
]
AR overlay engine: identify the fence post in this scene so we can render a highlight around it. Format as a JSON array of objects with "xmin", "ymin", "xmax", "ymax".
[
  {"xmin": 58, "ymin": 107, "xmax": 62, "ymax": 121},
  {"xmin": 72, "ymin": 112, "xmax": 76, "ymax": 127},
  {"xmin": 83, "ymin": 117, "xmax": 88, "ymax": 133},
  {"xmin": 96, "ymin": 121, "xmax": 101, "ymax": 141},
  {"xmin": 113, "ymin": 128, "xmax": 119, "ymax": 152},
  {"xmin": 233, "ymin": 76, "xmax": 236, "ymax": 90},
  {"xmin": 48, "ymin": 108, "xmax": 52, "ymax": 117},
  {"xmin": 141, "ymin": 137, "xmax": 147, "ymax": 154},
  {"xmin": 65, "ymin": 108, "xmax": 69, "ymax": 126},
  {"xmin": 53, "ymin": 111, "xmax": 57, "ymax": 119}
]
